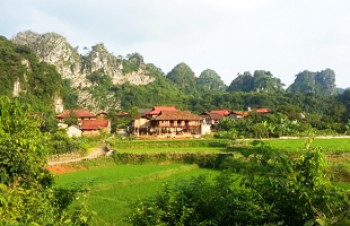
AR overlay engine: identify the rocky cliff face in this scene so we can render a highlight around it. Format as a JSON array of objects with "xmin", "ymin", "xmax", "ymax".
[
  {"xmin": 12, "ymin": 31, "xmax": 154, "ymax": 88},
  {"xmin": 13, "ymin": 31, "xmax": 84, "ymax": 86},
  {"xmin": 12, "ymin": 31, "xmax": 155, "ymax": 110}
]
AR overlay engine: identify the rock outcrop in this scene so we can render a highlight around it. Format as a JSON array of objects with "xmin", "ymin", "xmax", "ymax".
[
  {"xmin": 12, "ymin": 31, "xmax": 155, "ymax": 88},
  {"xmin": 12, "ymin": 31, "xmax": 156, "ymax": 110}
]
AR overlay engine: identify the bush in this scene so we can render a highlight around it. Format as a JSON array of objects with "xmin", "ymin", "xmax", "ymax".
[
  {"xmin": 128, "ymin": 147, "xmax": 350, "ymax": 226},
  {"xmin": 0, "ymin": 97, "xmax": 91, "ymax": 225}
]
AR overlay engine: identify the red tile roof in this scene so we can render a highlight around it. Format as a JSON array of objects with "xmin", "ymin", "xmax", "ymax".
[
  {"xmin": 146, "ymin": 106, "xmax": 177, "ymax": 115},
  {"xmin": 80, "ymin": 119, "xmax": 109, "ymax": 130},
  {"xmin": 255, "ymin": 108, "xmax": 271, "ymax": 113},
  {"xmin": 56, "ymin": 110, "xmax": 96, "ymax": 119},
  {"xmin": 209, "ymin": 109, "xmax": 231, "ymax": 116},
  {"xmin": 231, "ymin": 111, "xmax": 249, "ymax": 117},
  {"xmin": 153, "ymin": 111, "xmax": 201, "ymax": 121}
]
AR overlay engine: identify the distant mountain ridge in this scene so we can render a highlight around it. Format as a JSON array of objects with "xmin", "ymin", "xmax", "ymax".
[{"xmin": 0, "ymin": 30, "xmax": 342, "ymax": 113}]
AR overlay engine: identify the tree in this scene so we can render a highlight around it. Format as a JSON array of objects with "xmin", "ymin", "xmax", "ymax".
[
  {"xmin": 0, "ymin": 97, "xmax": 90, "ymax": 225},
  {"xmin": 64, "ymin": 110, "xmax": 79, "ymax": 126}
]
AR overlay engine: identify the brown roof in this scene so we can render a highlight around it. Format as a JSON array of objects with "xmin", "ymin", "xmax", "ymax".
[
  {"xmin": 153, "ymin": 111, "xmax": 201, "ymax": 121},
  {"xmin": 80, "ymin": 119, "xmax": 109, "ymax": 130},
  {"xmin": 200, "ymin": 112, "xmax": 223, "ymax": 120},
  {"xmin": 57, "ymin": 110, "xmax": 96, "ymax": 119},
  {"xmin": 146, "ymin": 106, "xmax": 177, "ymax": 115},
  {"xmin": 231, "ymin": 111, "xmax": 249, "ymax": 117},
  {"xmin": 209, "ymin": 109, "xmax": 231, "ymax": 116}
]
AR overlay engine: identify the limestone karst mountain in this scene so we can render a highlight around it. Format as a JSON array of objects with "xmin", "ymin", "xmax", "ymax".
[
  {"xmin": 11, "ymin": 31, "xmax": 159, "ymax": 111},
  {"xmin": 286, "ymin": 69, "xmax": 336, "ymax": 95},
  {"xmin": 12, "ymin": 31, "xmax": 155, "ymax": 88}
]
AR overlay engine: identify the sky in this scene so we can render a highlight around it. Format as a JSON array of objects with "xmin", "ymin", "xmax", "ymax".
[{"xmin": 2, "ymin": 0, "xmax": 350, "ymax": 88}]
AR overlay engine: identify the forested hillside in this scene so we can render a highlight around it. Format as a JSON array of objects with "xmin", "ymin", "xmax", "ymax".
[{"xmin": 0, "ymin": 35, "xmax": 64, "ymax": 118}]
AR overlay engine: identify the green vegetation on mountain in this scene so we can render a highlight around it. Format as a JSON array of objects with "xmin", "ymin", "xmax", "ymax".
[
  {"xmin": 115, "ymin": 63, "xmax": 185, "ymax": 110},
  {"xmin": 0, "ymin": 36, "xmax": 62, "ymax": 104},
  {"xmin": 0, "ymin": 34, "xmax": 63, "ymax": 117},
  {"xmin": 196, "ymin": 69, "xmax": 227, "ymax": 92},
  {"xmin": 166, "ymin": 62, "xmax": 198, "ymax": 95},
  {"xmin": 287, "ymin": 69, "xmax": 336, "ymax": 95},
  {"xmin": 227, "ymin": 70, "xmax": 284, "ymax": 93},
  {"xmin": 227, "ymin": 72, "xmax": 254, "ymax": 92},
  {"xmin": 122, "ymin": 53, "xmax": 144, "ymax": 74},
  {"xmin": 253, "ymin": 70, "xmax": 284, "ymax": 93}
]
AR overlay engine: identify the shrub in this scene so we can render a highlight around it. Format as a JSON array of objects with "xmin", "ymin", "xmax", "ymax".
[{"xmin": 128, "ymin": 147, "xmax": 350, "ymax": 226}]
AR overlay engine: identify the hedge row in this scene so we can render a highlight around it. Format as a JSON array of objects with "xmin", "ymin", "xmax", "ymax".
[
  {"xmin": 110, "ymin": 139, "xmax": 230, "ymax": 149},
  {"xmin": 112, "ymin": 152, "xmax": 233, "ymax": 169}
]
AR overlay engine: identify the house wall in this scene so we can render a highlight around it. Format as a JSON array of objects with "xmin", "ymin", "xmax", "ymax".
[
  {"xmin": 67, "ymin": 126, "xmax": 82, "ymax": 138},
  {"xmin": 82, "ymin": 130, "xmax": 102, "ymax": 137},
  {"xmin": 201, "ymin": 123, "xmax": 211, "ymax": 135},
  {"xmin": 133, "ymin": 118, "xmax": 150, "ymax": 128}
]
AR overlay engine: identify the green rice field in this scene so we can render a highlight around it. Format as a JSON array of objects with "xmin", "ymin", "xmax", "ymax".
[
  {"xmin": 54, "ymin": 137, "xmax": 350, "ymax": 225},
  {"xmin": 263, "ymin": 138, "xmax": 350, "ymax": 153},
  {"xmin": 55, "ymin": 163, "xmax": 219, "ymax": 226}
]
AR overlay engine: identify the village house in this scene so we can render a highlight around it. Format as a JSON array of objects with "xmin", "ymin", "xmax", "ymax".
[
  {"xmin": 208, "ymin": 109, "xmax": 231, "ymax": 117},
  {"xmin": 131, "ymin": 106, "xmax": 177, "ymax": 136},
  {"xmin": 131, "ymin": 115, "xmax": 151, "ymax": 136},
  {"xmin": 131, "ymin": 106, "xmax": 205, "ymax": 137},
  {"xmin": 56, "ymin": 109, "xmax": 110, "ymax": 137},
  {"xmin": 228, "ymin": 111, "xmax": 249, "ymax": 119},
  {"xmin": 200, "ymin": 112, "xmax": 223, "ymax": 131},
  {"xmin": 150, "ymin": 110, "xmax": 202, "ymax": 137},
  {"xmin": 80, "ymin": 119, "xmax": 110, "ymax": 136},
  {"xmin": 131, "ymin": 106, "xmax": 273, "ymax": 137},
  {"xmin": 255, "ymin": 108, "xmax": 271, "ymax": 114},
  {"xmin": 56, "ymin": 109, "xmax": 96, "ymax": 123}
]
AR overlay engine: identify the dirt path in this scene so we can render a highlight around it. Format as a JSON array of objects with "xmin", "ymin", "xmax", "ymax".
[{"xmin": 47, "ymin": 144, "xmax": 106, "ymax": 166}]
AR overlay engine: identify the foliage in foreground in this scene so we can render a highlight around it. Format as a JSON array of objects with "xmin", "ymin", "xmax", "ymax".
[
  {"xmin": 128, "ymin": 146, "xmax": 350, "ymax": 226},
  {"xmin": 0, "ymin": 97, "xmax": 91, "ymax": 225}
]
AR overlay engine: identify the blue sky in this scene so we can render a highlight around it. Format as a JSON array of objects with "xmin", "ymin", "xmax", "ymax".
[{"xmin": 2, "ymin": 0, "xmax": 350, "ymax": 88}]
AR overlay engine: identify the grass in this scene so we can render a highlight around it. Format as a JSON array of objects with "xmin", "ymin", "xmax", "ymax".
[{"xmin": 55, "ymin": 163, "xmax": 219, "ymax": 226}]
